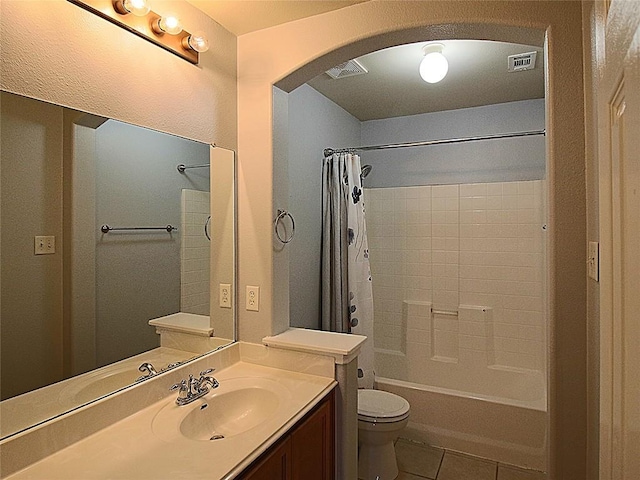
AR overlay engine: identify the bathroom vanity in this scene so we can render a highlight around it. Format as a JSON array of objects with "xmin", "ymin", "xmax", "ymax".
[
  {"xmin": 0, "ymin": 343, "xmax": 337, "ymax": 479},
  {"xmin": 239, "ymin": 390, "xmax": 334, "ymax": 479}
]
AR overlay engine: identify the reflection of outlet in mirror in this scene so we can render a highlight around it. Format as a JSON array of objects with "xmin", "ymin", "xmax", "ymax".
[
  {"xmin": 34, "ymin": 236, "xmax": 55, "ymax": 255},
  {"xmin": 219, "ymin": 283, "xmax": 232, "ymax": 308},
  {"xmin": 246, "ymin": 286, "xmax": 259, "ymax": 311}
]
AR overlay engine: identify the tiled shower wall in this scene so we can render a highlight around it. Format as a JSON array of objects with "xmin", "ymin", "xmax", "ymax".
[
  {"xmin": 181, "ymin": 189, "xmax": 210, "ymax": 316},
  {"xmin": 365, "ymin": 181, "xmax": 546, "ymax": 372}
]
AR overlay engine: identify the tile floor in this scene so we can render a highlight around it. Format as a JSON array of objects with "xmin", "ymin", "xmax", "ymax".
[{"xmin": 395, "ymin": 439, "xmax": 547, "ymax": 480}]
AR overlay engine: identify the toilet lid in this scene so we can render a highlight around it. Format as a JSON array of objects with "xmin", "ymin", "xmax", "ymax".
[{"xmin": 358, "ymin": 389, "xmax": 410, "ymax": 421}]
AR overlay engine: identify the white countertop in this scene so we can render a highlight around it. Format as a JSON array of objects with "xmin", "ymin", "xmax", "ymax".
[
  {"xmin": 6, "ymin": 361, "xmax": 336, "ymax": 480},
  {"xmin": 263, "ymin": 328, "xmax": 367, "ymax": 364}
]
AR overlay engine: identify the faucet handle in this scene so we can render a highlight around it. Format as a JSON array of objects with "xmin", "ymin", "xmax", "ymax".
[
  {"xmin": 170, "ymin": 373, "xmax": 217, "ymax": 406},
  {"xmin": 197, "ymin": 368, "xmax": 219, "ymax": 392},
  {"xmin": 170, "ymin": 379, "xmax": 188, "ymax": 393}
]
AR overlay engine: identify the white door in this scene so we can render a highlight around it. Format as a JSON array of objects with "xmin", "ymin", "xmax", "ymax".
[{"xmin": 598, "ymin": 1, "xmax": 640, "ymax": 478}]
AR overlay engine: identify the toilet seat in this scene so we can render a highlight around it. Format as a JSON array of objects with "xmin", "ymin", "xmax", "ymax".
[{"xmin": 358, "ymin": 389, "xmax": 410, "ymax": 423}]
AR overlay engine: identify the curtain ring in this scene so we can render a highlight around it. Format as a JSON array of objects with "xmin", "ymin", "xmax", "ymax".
[{"xmin": 274, "ymin": 209, "xmax": 295, "ymax": 244}]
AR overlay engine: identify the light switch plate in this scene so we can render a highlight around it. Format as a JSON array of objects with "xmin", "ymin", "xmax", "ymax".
[
  {"xmin": 588, "ymin": 241, "xmax": 599, "ymax": 281},
  {"xmin": 34, "ymin": 236, "xmax": 55, "ymax": 255}
]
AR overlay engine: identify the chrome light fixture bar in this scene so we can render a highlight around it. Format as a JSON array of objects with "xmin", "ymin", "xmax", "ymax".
[{"xmin": 67, "ymin": 0, "xmax": 209, "ymax": 64}]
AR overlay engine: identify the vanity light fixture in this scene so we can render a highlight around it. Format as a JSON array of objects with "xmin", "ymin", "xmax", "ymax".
[
  {"xmin": 183, "ymin": 31, "xmax": 210, "ymax": 53},
  {"xmin": 153, "ymin": 14, "xmax": 183, "ymax": 35},
  {"xmin": 419, "ymin": 43, "xmax": 449, "ymax": 84},
  {"xmin": 67, "ymin": 0, "xmax": 209, "ymax": 64},
  {"xmin": 113, "ymin": 0, "xmax": 150, "ymax": 16}
]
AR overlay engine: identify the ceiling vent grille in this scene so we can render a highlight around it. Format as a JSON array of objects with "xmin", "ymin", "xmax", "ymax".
[
  {"xmin": 508, "ymin": 52, "xmax": 537, "ymax": 72},
  {"xmin": 326, "ymin": 59, "xmax": 368, "ymax": 79}
]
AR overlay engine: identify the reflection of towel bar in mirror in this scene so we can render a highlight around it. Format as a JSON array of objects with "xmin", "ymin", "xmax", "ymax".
[
  {"xmin": 274, "ymin": 209, "xmax": 295, "ymax": 244},
  {"xmin": 177, "ymin": 163, "xmax": 210, "ymax": 173},
  {"xmin": 100, "ymin": 224, "xmax": 178, "ymax": 233}
]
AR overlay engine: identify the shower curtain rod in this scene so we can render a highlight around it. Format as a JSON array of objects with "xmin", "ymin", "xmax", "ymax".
[{"xmin": 323, "ymin": 129, "xmax": 545, "ymax": 157}]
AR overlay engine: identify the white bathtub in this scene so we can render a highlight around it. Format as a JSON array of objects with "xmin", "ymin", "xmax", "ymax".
[{"xmin": 375, "ymin": 360, "xmax": 547, "ymax": 471}]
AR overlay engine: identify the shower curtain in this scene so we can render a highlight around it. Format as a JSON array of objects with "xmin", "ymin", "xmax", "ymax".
[{"xmin": 321, "ymin": 152, "xmax": 374, "ymax": 388}]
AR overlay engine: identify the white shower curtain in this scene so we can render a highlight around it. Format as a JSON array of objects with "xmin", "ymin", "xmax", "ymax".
[{"xmin": 321, "ymin": 152, "xmax": 374, "ymax": 388}]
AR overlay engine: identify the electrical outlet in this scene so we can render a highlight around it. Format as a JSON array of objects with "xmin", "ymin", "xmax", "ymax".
[
  {"xmin": 34, "ymin": 236, "xmax": 55, "ymax": 255},
  {"xmin": 588, "ymin": 241, "xmax": 599, "ymax": 281},
  {"xmin": 246, "ymin": 286, "xmax": 260, "ymax": 312},
  {"xmin": 219, "ymin": 283, "xmax": 232, "ymax": 308}
]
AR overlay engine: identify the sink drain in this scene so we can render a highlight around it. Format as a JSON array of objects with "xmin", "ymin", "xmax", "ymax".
[{"xmin": 210, "ymin": 434, "xmax": 225, "ymax": 441}]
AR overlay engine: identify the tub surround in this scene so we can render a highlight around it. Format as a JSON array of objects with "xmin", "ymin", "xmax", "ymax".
[
  {"xmin": 0, "ymin": 342, "xmax": 336, "ymax": 479},
  {"xmin": 180, "ymin": 189, "xmax": 211, "ymax": 316},
  {"xmin": 366, "ymin": 181, "xmax": 546, "ymax": 373}
]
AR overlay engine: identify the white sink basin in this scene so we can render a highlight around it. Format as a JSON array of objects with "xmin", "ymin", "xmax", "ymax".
[{"xmin": 152, "ymin": 377, "xmax": 290, "ymax": 442}]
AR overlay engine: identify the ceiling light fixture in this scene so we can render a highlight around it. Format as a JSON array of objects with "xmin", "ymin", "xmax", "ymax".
[
  {"xmin": 419, "ymin": 43, "xmax": 449, "ymax": 84},
  {"xmin": 67, "ymin": 0, "xmax": 209, "ymax": 64}
]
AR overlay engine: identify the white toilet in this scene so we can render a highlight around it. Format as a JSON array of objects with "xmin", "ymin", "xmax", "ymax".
[{"xmin": 357, "ymin": 389, "xmax": 410, "ymax": 480}]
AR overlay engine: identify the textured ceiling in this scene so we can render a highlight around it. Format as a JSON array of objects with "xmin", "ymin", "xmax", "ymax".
[
  {"xmin": 307, "ymin": 40, "xmax": 545, "ymax": 121},
  {"xmin": 186, "ymin": 0, "xmax": 368, "ymax": 35},
  {"xmin": 185, "ymin": 3, "xmax": 544, "ymax": 121}
]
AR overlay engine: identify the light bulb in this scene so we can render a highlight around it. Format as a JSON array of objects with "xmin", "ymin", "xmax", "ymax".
[
  {"xmin": 184, "ymin": 31, "xmax": 210, "ymax": 53},
  {"xmin": 117, "ymin": 0, "xmax": 150, "ymax": 16},
  {"xmin": 419, "ymin": 44, "xmax": 448, "ymax": 84},
  {"xmin": 155, "ymin": 15, "xmax": 182, "ymax": 35}
]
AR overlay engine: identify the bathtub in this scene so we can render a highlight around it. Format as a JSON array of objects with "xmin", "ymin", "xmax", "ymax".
[{"xmin": 375, "ymin": 360, "xmax": 547, "ymax": 471}]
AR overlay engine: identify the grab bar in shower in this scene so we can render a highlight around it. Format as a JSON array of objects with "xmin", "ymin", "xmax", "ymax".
[
  {"xmin": 100, "ymin": 224, "xmax": 178, "ymax": 233},
  {"xmin": 431, "ymin": 308, "xmax": 458, "ymax": 317}
]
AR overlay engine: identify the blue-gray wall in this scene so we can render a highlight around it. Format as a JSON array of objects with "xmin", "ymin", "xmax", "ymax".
[
  {"xmin": 95, "ymin": 120, "xmax": 209, "ymax": 366},
  {"xmin": 285, "ymin": 90, "xmax": 545, "ymax": 330},
  {"xmin": 361, "ymin": 99, "xmax": 545, "ymax": 187},
  {"xmin": 287, "ymin": 85, "xmax": 361, "ymax": 329}
]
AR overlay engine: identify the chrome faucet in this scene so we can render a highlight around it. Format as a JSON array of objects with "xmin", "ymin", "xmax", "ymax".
[
  {"xmin": 170, "ymin": 368, "xmax": 219, "ymax": 406},
  {"xmin": 136, "ymin": 362, "xmax": 159, "ymax": 381}
]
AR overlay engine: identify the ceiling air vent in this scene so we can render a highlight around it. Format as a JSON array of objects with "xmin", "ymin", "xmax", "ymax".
[
  {"xmin": 325, "ymin": 59, "xmax": 368, "ymax": 79},
  {"xmin": 508, "ymin": 52, "xmax": 537, "ymax": 72}
]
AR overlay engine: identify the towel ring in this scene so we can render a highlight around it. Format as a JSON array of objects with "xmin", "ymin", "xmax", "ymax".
[
  {"xmin": 274, "ymin": 209, "xmax": 295, "ymax": 244},
  {"xmin": 204, "ymin": 216, "xmax": 211, "ymax": 241}
]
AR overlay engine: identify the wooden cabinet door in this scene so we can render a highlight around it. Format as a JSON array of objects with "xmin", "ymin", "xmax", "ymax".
[
  {"xmin": 239, "ymin": 388, "xmax": 336, "ymax": 480},
  {"xmin": 240, "ymin": 437, "xmax": 291, "ymax": 480},
  {"xmin": 290, "ymin": 393, "xmax": 335, "ymax": 480}
]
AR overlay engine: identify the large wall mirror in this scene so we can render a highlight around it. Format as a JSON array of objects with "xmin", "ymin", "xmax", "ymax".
[{"xmin": 0, "ymin": 91, "xmax": 236, "ymax": 440}]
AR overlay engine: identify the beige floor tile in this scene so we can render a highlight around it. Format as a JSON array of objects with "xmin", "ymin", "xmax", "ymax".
[
  {"xmin": 437, "ymin": 451, "xmax": 497, "ymax": 480},
  {"xmin": 397, "ymin": 471, "xmax": 429, "ymax": 480},
  {"xmin": 498, "ymin": 464, "xmax": 547, "ymax": 480},
  {"xmin": 395, "ymin": 439, "xmax": 444, "ymax": 479}
]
